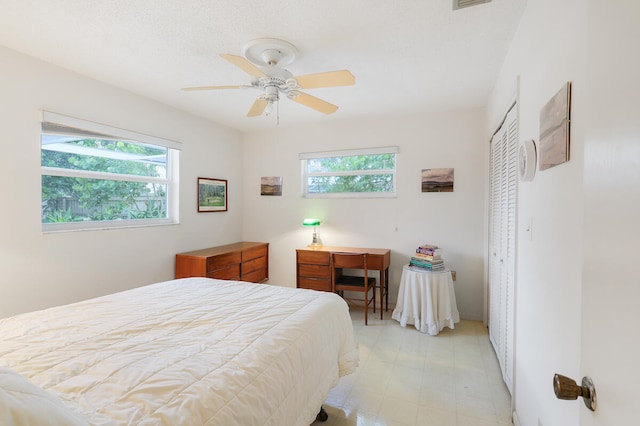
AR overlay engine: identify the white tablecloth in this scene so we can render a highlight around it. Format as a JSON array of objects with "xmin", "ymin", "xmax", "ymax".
[{"xmin": 392, "ymin": 265, "xmax": 460, "ymax": 335}]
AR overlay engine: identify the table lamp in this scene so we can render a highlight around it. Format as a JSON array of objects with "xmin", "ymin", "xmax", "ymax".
[{"xmin": 303, "ymin": 218, "xmax": 321, "ymax": 247}]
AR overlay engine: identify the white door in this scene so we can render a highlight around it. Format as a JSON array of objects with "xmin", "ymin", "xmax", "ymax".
[
  {"xmin": 579, "ymin": 0, "xmax": 640, "ymax": 423},
  {"xmin": 488, "ymin": 104, "xmax": 517, "ymax": 393}
]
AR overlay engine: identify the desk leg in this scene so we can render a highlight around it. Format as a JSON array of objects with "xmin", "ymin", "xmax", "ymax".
[
  {"xmin": 385, "ymin": 267, "xmax": 389, "ymax": 312},
  {"xmin": 379, "ymin": 267, "xmax": 388, "ymax": 320}
]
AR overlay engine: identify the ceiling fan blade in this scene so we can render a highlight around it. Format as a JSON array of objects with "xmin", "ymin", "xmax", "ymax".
[
  {"xmin": 247, "ymin": 97, "xmax": 268, "ymax": 117},
  {"xmin": 220, "ymin": 54, "xmax": 267, "ymax": 78},
  {"xmin": 181, "ymin": 85, "xmax": 252, "ymax": 91},
  {"xmin": 292, "ymin": 92, "xmax": 339, "ymax": 115},
  {"xmin": 295, "ymin": 70, "xmax": 355, "ymax": 89}
]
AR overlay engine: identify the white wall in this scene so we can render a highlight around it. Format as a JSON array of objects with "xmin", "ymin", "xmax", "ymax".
[
  {"xmin": 241, "ymin": 111, "xmax": 487, "ymax": 320},
  {"xmin": 0, "ymin": 46, "xmax": 244, "ymax": 318},
  {"xmin": 486, "ymin": 1, "xmax": 587, "ymax": 425}
]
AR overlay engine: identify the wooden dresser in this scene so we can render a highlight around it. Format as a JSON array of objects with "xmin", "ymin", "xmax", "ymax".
[{"xmin": 176, "ymin": 242, "xmax": 269, "ymax": 283}]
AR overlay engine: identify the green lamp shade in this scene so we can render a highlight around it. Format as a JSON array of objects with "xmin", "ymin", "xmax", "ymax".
[{"xmin": 303, "ymin": 218, "xmax": 320, "ymax": 226}]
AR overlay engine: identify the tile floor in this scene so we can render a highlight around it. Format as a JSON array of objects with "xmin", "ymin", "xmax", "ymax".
[{"xmin": 312, "ymin": 308, "xmax": 512, "ymax": 426}]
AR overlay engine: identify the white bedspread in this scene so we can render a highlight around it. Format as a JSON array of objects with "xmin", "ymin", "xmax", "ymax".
[{"xmin": 0, "ymin": 278, "xmax": 359, "ymax": 425}]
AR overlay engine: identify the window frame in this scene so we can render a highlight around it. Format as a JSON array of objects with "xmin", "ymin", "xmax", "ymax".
[
  {"xmin": 300, "ymin": 146, "xmax": 398, "ymax": 198},
  {"xmin": 40, "ymin": 111, "xmax": 181, "ymax": 233}
]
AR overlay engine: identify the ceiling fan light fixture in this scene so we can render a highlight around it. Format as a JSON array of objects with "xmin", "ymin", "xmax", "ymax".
[
  {"xmin": 263, "ymin": 86, "xmax": 279, "ymax": 117},
  {"xmin": 264, "ymin": 100, "xmax": 274, "ymax": 116},
  {"xmin": 264, "ymin": 85, "xmax": 279, "ymax": 101}
]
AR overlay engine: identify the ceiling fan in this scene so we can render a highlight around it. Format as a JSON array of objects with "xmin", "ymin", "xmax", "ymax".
[{"xmin": 182, "ymin": 38, "xmax": 355, "ymax": 119}]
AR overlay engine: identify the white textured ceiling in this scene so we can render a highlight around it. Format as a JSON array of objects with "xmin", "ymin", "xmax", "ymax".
[{"xmin": 0, "ymin": 0, "xmax": 526, "ymax": 132}]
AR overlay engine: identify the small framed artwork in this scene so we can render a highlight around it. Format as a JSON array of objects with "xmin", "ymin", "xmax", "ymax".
[
  {"xmin": 539, "ymin": 82, "xmax": 571, "ymax": 171},
  {"xmin": 198, "ymin": 177, "xmax": 227, "ymax": 212},
  {"xmin": 421, "ymin": 168, "xmax": 454, "ymax": 192},
  {"xmin": 260, "ymin": 176, "xmax": 283, "ymax": 196}
]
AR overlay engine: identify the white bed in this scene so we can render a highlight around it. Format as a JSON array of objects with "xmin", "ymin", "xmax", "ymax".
[{"xmin": 0, "ymin": 278, "xmax": 359, "ymax": 425}]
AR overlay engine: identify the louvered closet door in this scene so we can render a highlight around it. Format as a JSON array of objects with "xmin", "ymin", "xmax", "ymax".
[
  {"xmin": 488, "ymin": 129, "xmax": 505, "ymax": 355},
  {"xmin": 488, "ymin": 104, "xmax": 517, "ymax": 394}
]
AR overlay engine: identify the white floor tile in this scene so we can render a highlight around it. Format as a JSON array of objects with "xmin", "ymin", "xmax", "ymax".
[
  {"xmin": 315, "ymin": 307, "xmax": 511, "ymax": 426},
  {"xmin": 377, "ymin": 395, "xmax": 419, "ymax": 425}
]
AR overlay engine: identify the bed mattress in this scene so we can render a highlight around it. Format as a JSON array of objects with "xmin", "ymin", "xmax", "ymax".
[{"xmin": 0, "ymin": 278, "xmax": 359, "ymax": 425}]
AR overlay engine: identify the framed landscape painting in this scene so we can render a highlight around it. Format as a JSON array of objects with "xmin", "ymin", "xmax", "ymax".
[
  {"xmin": 421, "ymin": 168, "xmax": 454, "ymax": 192},
  {"xmin": 198, "ymin": 177, "xmax": 227, "ymax": 212},
  {"xmin": 260, "ymin": 176, "xmax": 283, "ymax": 196}
]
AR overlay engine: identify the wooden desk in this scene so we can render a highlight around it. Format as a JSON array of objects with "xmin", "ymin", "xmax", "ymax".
[{"xmin": 296, "ymin": 246, "xmax": 391, "ymax": 314}]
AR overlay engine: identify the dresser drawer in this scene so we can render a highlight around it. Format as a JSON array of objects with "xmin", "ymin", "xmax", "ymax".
[
  {"xmin": 243, "ymin": 255, "xmax": 267, "ymax": 274},
  {"xmin": 298, "ymin": 263, "xmax": 331, "ymax": 279},
  {"xmin": 241, "ymin": 267, "xmax": 268, "ymax": 283},
  {"xmin": 207, "ymin": 252, "xmax": 241, "ymax": 272},
  {"xmin": 298, "ymin": 277, "xmax": 332, "ymax": 292},
  {"xmin": 297, "ymin": 251, "xmax": 330, "ymax": 265},
  {"xmin": 242, "ymin": 244, "xmax": 268, "ymax": 262},
  {"xmin": 207, "ymin": 264, "xmax": 241, "ymax": 280}
]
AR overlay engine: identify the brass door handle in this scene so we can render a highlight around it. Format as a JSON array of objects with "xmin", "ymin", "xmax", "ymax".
[{"xmin": 553, "ymin": 373, "xmax": 597, "ymax": 411}]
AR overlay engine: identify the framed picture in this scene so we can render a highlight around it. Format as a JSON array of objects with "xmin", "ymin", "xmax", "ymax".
[
  {"xmin": 198, "ymin": 177, "xmax": 227, "ymax": 212},
  {"xmin": 539, "ymin": 82, "xmax": 571, "ymax": 171},
  {"xmin": 260, "ymin": 176, "xmax": 283, "ymax": 196},
  {"xmin": 421, "ymin": 168, "xmax": 454, "ymax": 192}
]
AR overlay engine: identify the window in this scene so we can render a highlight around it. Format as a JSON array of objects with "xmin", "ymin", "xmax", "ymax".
[
  {"xmin": 300, "ymin": 147, "xmax": 397, "ymax": 198},
  {"xmin": 41, "ymin": 111, "xmax": 180, "ymax": 232}
]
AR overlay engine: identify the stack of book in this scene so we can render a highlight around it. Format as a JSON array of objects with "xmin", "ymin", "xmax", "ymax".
[{"xmin": 409, "ymin": 244, "xmax": 445, "ymax": 271}]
